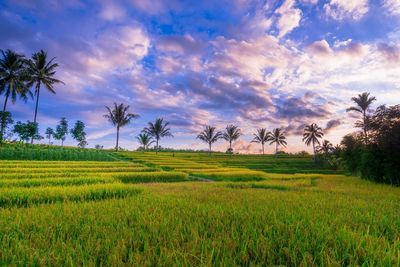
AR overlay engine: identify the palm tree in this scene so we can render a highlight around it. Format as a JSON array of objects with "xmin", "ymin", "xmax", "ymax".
[
  {"xmin": 197, "ymin": 125, "xmax": 222, "ymax": 155},
  {"xmin": 136, "ymin": 133, "xmax": 154, "ymax": 151},
  {"xmin": 251, "ymin": 128, "xmax": 270, "ymax": 155},
  {"xmin": 303, "ymin": 123, "xmax": 323, "ymax": 161},
  {"xmin": 104, "ymin": 103, "xmax": 139, "ymax": 151},
  {"xmin": 223, "ymin": 124, "xmax": 241, "ymax": 152},
  {"xmin": 346, "ymin": 92, "xmax": 376, "ymax": 144},
  {"xmin": 25, "ymin": 50, "xmax": 64, "ymax": 144},
  {"xmin": 0, "ymin": 50, "xmax": 29, "ymax": 143},
  {"xmin": 143, "ymin": 118, "xmax": 172, "ymax": 153},
  {"xmin": 269, "ymin": 128, "xmax": 287, "ymax": 154},
  {"xmin": 316, "ymin": 140, "xmax": 333, "ymax": 156}
]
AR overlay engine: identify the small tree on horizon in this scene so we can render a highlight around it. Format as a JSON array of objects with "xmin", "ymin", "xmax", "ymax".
[
  {"xmin": 346, "ymin": 92, "xmax": 376, "ymax": 145},
  {"xmin": 13, "ymin": 121, "xmax": 40, "ymax": 143},
  {"xmin": 45, "ymin": 127, "xmax": 54, "ymax": 145},
  {"xmin": 197, "ymin": 125, "xmax": 222, "ymax": 155},
  {"xmin": 303, "ymin": 123, "xmax": 323, "ymax": 162},
  {"xmin": 136, "ymin": 133, "xmax": 154, "ymax": 151},
  {"xmin": 104, "ymin": 103, "xmax": 139, "ymax": 151},
  {"xmin": 223, "ymin": 124, "xmax": 241, "ymax": 153},
  {"xmin": 143, "ymin": 118, "xmax": 172, "ymax": 154},
  {"xmin": 70, "ymin": 120, "xmax": 87, "ymax": 148},
  {"xmin": 269, "ymin": 128, "xmax": 287, "ymax": 154},
  {"xmin": 251, "ymin": 128, "xmax": 270, "ymax": 155},
  {"xmin": 54, "ymin": 117, "xmax": 68, "ymax": 146}
]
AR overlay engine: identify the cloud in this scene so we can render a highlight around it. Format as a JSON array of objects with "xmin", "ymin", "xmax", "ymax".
[
  {"xmin": 324, "ymin": 0, "xmax": 369, "ymax": 21},
  {"xmin": 325, "ymin": 119, "xmax": 342, "ymax": 133},
  {"xmin": 383, "ymin": 0, "xmax": 400, "ymax": 16},
  {"xmin": 99, "ymin": 2, "xmax": 126, "ymax": 21},
  {"xmin": 377, "ymin": 43, "xmax": 400, "ymax": 63},
  {"xmin": 275, "ymin": 0, "xmax": 302, "ymax": 38}
]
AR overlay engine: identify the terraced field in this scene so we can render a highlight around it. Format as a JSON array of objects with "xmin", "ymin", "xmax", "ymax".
[
  {"xmin": 0, "ymin": 160, "xmax": 188, "ymax": 208},
  {"xmin": 0, "ymin": 151, "xmax": 399, "ymax": 266}
]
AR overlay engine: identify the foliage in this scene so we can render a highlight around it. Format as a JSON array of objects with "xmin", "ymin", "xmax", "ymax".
[
  {"xmin": 54, "ymin": 117, "xmax": 68, "ymax": 146},
  {"xmin": 136, "ymin": 133, "xmax": 154, "ymax": 150},
  {"xmin": 222, "ymin": 124, "xmax": 241, "ymax": 151},
  {"xmin": 70, "ymin": 120, "xmax": 87, "ymax": 148},
  {"xmin": 143, "ymin": 118, "xmax": 172, "ymax": 152},
  {"xmin": 251, "ymin": 128, "xmax": 270, "ymax": 154},
  {"xmin": 45, "ymin": 127, "xmax": 54, "ymax": 144},
  {"xmin": 269, "ymin": 128, "xmax": 287, "ymax": 154},
  {"xmin": 346, "ymin": 92, "xmax": 376, "ymax": 144},
  {"xmin": 196, "ymin": 125, "xmax": 222, "ymax": 154},
  {"xmin": 13, "ymin": 121, "xmax": 40, "ymax": 143},
  {"xmin": 303, "ymin": 123, "xmax": 323, "ymax": 157},
  {"xmin": 0, "ymin": 111, "xmax": 13, "ymax": 142},
  {"xmin": 341, "ymin": 105, "xmax": 400, "ymax": 185},
  {"xmin": 104, "ymin": 103, "xmax": 139, "ymax": 151}
]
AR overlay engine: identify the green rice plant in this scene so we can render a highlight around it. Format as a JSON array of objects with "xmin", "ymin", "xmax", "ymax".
[
  {"xmin": 0, "ymin": 177, "xmax": 116, "ymax": 188},
  {"xmin": 0, "ymin": 184, "xmax": 142, "ymax": 208},
  {"xmin": 116, "ymin": 172, "xmax": 188, "ymax": 183},
  {"xmin": 225, "ymin": 183, "xmax": 291, "ymax": 191},
  {"xmin": 191, "ymin": 171, "xmax": 266, "ymax": 182}
]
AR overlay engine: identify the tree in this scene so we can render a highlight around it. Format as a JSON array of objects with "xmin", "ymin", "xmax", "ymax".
[
  {"xmin": 303, "ymin": 123, "xmax": 323, "ymax": 161},
  {"xmin": 143, "ymin": 118, "xmax": 172, "ymax": 153},
  {"xmin": 251, "ymin": 128, "xmax": 270, "ymax": 155},
  {"xmin": 0, "ymin": 111, "xmax": 13, "ymax": 141},
  {"xmin": 346, "ymin": 92, "xmax": 376, "ymax": 144},
  {"xmin": 104, "ymin": 103, "xmax": 139, "ymax": 151},
  {"xmin": 316, "ymin": 140, "xmax": 333, "ymax": 156},
  {"xmin": 136, "ymin": 133, "xmax": 154, "ymax": 151},
  {"xmin": 54, "ymin": 117, "xmax": 68, "ymax": 146},
  {"xmin": 26, "ymin": 50, "xmax": 64, "ymax": 144},
  {"xmin": 269, "ymin": 128, "xmax": 287, "ymax": 154},
  {"xmin": 45, "ymin": 127, "xmax": 54, "ymax": 145},
  {"xmin": 13, "ymin": 121, "xmax": 40, "ymax": 143},
  {"xmin": 223, "ymin": 124, "xmax": 241, "ymax": 153},
  {"xmin": 197, "ymin": 125, "xmax": 222, "ymax": 155},
  {"xmin": 0, "ymin": 49, "xmax": 30, "ymax": 143},
  {"xmin": 70, "ymin": 120, "xmax": 87, "ymax": 148}
]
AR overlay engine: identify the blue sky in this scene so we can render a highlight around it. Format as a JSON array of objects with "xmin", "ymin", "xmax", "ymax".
[{"xmin": 1, "ymin": 0, "xmax": 399, "ymax": 153}]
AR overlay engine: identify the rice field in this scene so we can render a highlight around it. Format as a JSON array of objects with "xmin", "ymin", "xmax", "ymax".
[{"xmin": 0, "ymin": 151, "xmax": 399, "ymax": 265}]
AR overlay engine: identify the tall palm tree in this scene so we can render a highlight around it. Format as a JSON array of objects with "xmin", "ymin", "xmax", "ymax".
[
  {"xmin": 269, "ymin": 128, "xmax": 287, "ymax": 154},
  {"xmin": 143, "ymin": 118, "xmax": 172, "ymax": 153},
  {"xmin": 346, "ymin": 92, "xmax": 376, "ymax": 144},
  {"xmin": 316, "ymin": 140, "xmax": 333, "ymax": 156},
  {"xmin": 303, "ymin": 123, "xmax": 323, "ymax": 161},
  {"xmin": 0, "ymin": 49, "xmax": 29, "ymax": 143},
  {"xmin": 104, "ymin": 103, "xmax": 139, "ymax": 151},
  {"xmin": 25, "ymin": 50, "xmax": 64, "ymax": 144},
  {"xmin": 251, "ymin": 128, "xmax": 270, "ymax": 155},
  {"xmin": 223, "ymin": 124, "xmax": 242, "ymax": 152},
  {"xmin": 136, "ymin": 133, "xmax": 154, "ymax": 151},
  {"xmin": 197, "ymin": 125, "xmax": 222, "ymax": 155}
]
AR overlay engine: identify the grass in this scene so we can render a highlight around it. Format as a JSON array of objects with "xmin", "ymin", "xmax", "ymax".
[{"xmin": 0, "ymin": 150, "xmax": 399, "ymax": 265}]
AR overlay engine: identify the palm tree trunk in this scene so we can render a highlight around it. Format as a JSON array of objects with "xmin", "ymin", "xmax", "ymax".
[
  {"xmin": 31, "ymin": 83, "xmax": 41, "ymax": 144},
  {"xmin": 0, "ymin": 91, "xmax": 10, "ymax": 144},
  {"xmin": 275, "ymin": 143, "xmax": 278, "ymax": 155},
  {"xmin": 61, "ymin": 139, "xmax": 64, "ymax": 147},
  {"xmin": 209, "ymin": 143, "xmax": 211, "ymax": 155},
  {"xmin": 363, "ymin": 111, "xmax": 368, "ymax": 145},
  {"xmin": 156, "ymin": 139, "xmax": 159, "ymax": 154},
  {"xmin": 116, "ymin": 126, "xmax": 120, "ymax": 151},
  {"xmin": 48, "ymin": 137, "xmax": 51, "ymax": 145},
  {"xmin": 229, "ymin": 140, "xmax": 232, "ymax": 150},
  {"xmin": 262, "ymin": 143, "xmax": 264, "ymax": 155},
  {"xmin": 312, "ymin": 141, "xmax": 316, "ymax": 163}
]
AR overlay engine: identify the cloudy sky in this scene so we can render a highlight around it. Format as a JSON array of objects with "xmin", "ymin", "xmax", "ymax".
[{"xmin": 1, "ymin": 0, "xmax": 399, "ymax": 153}]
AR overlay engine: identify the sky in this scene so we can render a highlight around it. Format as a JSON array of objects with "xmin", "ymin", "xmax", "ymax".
[{"xmin": 0, "ymin": 0, "xmax": 399, "ymax": 153}]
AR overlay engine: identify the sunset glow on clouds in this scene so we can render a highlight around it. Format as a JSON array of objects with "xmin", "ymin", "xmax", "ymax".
[{"xmin": 1, "ymin": 0, "xmax": 399, "ymax": 153}]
